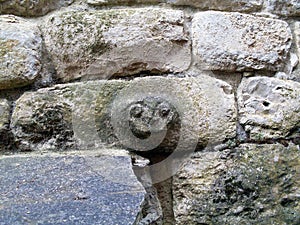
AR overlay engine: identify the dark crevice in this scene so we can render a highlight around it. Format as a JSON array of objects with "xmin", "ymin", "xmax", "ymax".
[{"xmin": 132, "ymin": 153, "xmax": 176, "ymax": 225}]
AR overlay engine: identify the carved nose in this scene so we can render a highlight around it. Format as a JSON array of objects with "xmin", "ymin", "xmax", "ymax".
[{"xmin": 149, "ymin": 118, "xmax": 168, "ymax": 133}]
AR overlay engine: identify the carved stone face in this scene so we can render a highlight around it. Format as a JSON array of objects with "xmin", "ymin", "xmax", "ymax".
[{"xmin": 129, "ymin": 97, "xmax": 178, "ymax": 139}]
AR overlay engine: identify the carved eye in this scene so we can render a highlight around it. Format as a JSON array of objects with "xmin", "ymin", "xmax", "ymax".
[
  {"xmin": 130, "ymin": 105, "xmax": 143, "ymax": 118},
  {"xmin": 159, "ymin": 107, "xmax": 170, "ymax": 117}
]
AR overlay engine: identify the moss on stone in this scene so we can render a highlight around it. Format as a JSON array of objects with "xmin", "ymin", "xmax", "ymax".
[
  {"xmin": 0, "ymin": 39, "xmax": 18, "ymax": 58},
  {"xmin": 175, "ymin": 144, "xmax": 300, "ymax": 224}
]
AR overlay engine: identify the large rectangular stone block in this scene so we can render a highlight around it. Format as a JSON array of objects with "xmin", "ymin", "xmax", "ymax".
[
  {"xmin": 40, "ymin": 8, "xmax": 191, "ymax": 82},
  {"xmin": 11, "ymin": 75, "xmax": 236, "ymax": 152},
  {"xmin": 192, "ymin": 11, "xmax": 292, "ymax": 72}
]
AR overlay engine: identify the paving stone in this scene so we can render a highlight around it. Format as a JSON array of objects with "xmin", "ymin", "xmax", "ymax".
[{"xmin": 0, "ymin": 149, "xmax": 146, "ymax": 225}]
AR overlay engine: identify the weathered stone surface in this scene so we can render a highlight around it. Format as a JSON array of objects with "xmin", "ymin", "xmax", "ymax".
[
  {"xmin": 265, "ymin": 0, "xmax": 300, "ymax": 17},
  {"xmin": 11, "ymin": 75, "xmax": 236, "ymax": 151},
  {"xmin": 0, "ymin": 98, "xmax": 10, "ymax": 150},
  {"xmin": 238, "ymin": 77, "xmax": 300, "ymax": 140},
  {"xmin": 192, "ymin": 11, "xmax": 292, "ymax": 72},
  {"xmin": 167, "ymin": 0, "xmax": 263, "ymax": 12},
  {"xmin": 0, "ymin": 149, "xmax": 146, "ymax": 224},
  {"xmin": 0, "ymin": 16, "xmax": 42, "ymax": 90},
  {"xmin": 295, "ymin": 22, "xmax": 300, "ymax": 59},
  {"xmin": 0, "ymin": 98, "xmax": 9, "ymax": 131},
  {"xmin": 0, "ymin": 0, "xmax": 74, "ymax": 17},
  {"xmin": 293, "ymin": 22, "xmax": 300, "ymax": 82},
  {"xmin": 173, "ymin": 143, "xmax": 300, "ymax": 224},
  {"xmin": 40, "ymin": 8, "xmax": 191, "ymax": 82},
  {"xmin": 87, "ymin": 0, "xmax": 163, "ymax": 6},
  {"xmin": 11, "ymin": 90, "xmax": 75, "ymax": 151}
]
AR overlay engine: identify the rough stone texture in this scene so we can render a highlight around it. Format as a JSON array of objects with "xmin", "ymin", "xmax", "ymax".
[
  {"xmin": 133, "ymin": 157, "xmax": 164, "ymax": 224},
  {"xmin": 238, "ymin": 77, "xmax": 300, "ymax": 140},
  {"xmin": 0, "ymin": 0, "xmax": 74, "ymax": 17},
  {"xmin": 0, "ymin": 15, "xmax": 42, "ymax": 90},
  {"xmin": 265, "ymin": 0, "xmax": 300, "ymax": 17},
  {"xmin": 0, "ymin": 149, "xmax": 146, "ymax": 224},
  {"xmin": 0, "ymin": 98, "xmax": 9, "ymax": 132},
  {"xmin": 87, "ymin": 0, "xmax": 163, "ymax": 6},
  {"xmin": 11, "ymin": 75, "xmax": 236, "ymax": 152},
  {"xmin": 173, "ymin": 143, "xmax": 300, "ymax": 225},
  {"xmin": 0, "ymin": 98, "xmax": 10, "ymax": 150},
  {"xmin": 293, "ymin": 22, "xmax": 300, "ymax": 82},
  {"xmin": 167, "ymin": 0, "xmax": 263, "ymax": 12},
  {"xmin": 192, "ymin": 11, "xmax": 292, "ymax": 72},
  {"xmin": 40, "ymin": 8, "xmax": 191, "ymax": 82},
  {"xmin": 295, "ymin": 22, "xmax": 300, "ymax": 59},
  {"xmin": 11, "ymin": 90, "xmax": 75, "ymax": 151}
]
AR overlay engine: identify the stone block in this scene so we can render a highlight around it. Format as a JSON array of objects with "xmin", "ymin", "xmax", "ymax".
[
  {"xmin": 11, "ymin": 75, "xmax": 236, "ymax": 151},
  {"xmin": 238, "ymin": 77, "xmax": 300, "ymax": 140},
  {"xmin": 0, "ymin": 0, "xmax": 74, "ymax": 17},
  {"xmin": 0, "ymin": 16, "xmax": 42, "ymax": 90},
  {"xmin": 192, "ymin": 11, "xmax": 292, "ymax": 72},
  {"xmin": 173, "ymin": 143, "xmax": 300, "ymax": 224},
  {"xmin": 167, "ymin": 0, "xmax": 263, "ymax": 12},
  {"xmin": 40, "ymin": 8, "xmax": 191, "ymax": 82}
]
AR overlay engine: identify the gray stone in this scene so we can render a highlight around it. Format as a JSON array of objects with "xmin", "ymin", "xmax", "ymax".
[
  {"xmin": 0, "ymin": 149, "xmax": 146, "ymax": 224},
  {"xmin": 0, "ymin": 0, "xmax": 74, "ymax": 17},
  {"xmin": 192, "ymin": 11, "xmax": 292, "ymax": 72},
  {"xmin": 87, "ymin": 0, "xmax": 163, "ymax": 6},
  {"xmin": 0, "ymin": 98, "xmax": 9, "ymax": 131},
  {"xmin": 295, "ymin": 22, "xmax": 300, "ymax": 59},
  {"xmin": 40, "ymin": 8, "xmax": 191, "ymax": 82},
  {"xmin": 132, "ymin": 156, "xmax": 163, "ymax": 224},
  {"xmin": 0, "ymin": 15, "xmax": 42, "ymax": 90},
  {"xmin": 11, "ymin": 75, "xmax": 236, "ymax": 152},
  {"xmin": 265, "ymin": 0, "xmax": 300, "ymax": 17},
  {"xmin": 0, "ymin": 98, "xmax": 10, "ymax": 150},
  {"xmin": 238, "ymin": 77, "xmax": 300, "ymax": 140},
  {"xmin": 11, "ymin": 89, "xmax": 76, "ymax": 151},
  {"xmin": 292, "ymin": 22, "xmax": 300, "ymax": 82},
  {"xmin": 167, "ymin": 0, "xmax": 263, "ymax": 12},
  {"xmin": 173, "ymin": 143, "xmax": 300, "ymax": 224}
]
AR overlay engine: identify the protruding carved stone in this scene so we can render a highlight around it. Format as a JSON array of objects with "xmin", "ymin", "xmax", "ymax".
[
  {"xmin": 11, "ymin": 75, "xmax": 236, "ymax": 152},
  {"xmin": 129, "ymin": 97, "xmax": 178, "ymax": 140}
]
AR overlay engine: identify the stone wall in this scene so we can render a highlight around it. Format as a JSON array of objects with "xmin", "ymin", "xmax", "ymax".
[{"xmin": 0, "ymin": 0, "xmax": 299, "ymax": 224}]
